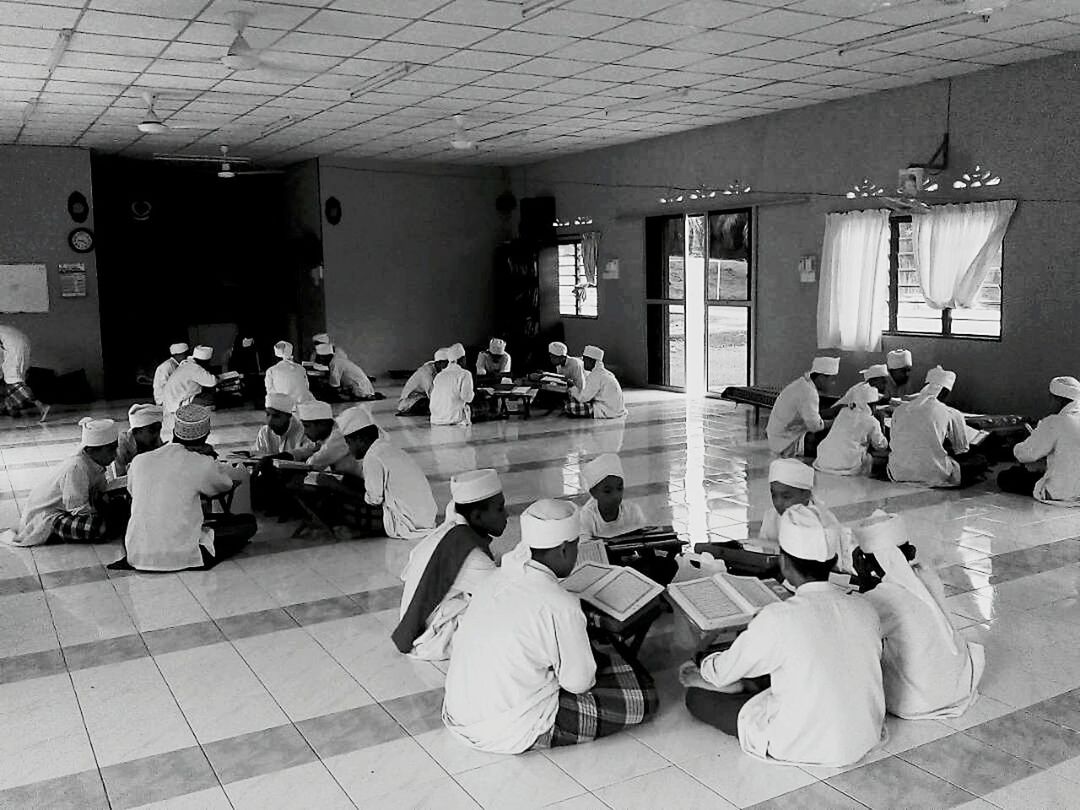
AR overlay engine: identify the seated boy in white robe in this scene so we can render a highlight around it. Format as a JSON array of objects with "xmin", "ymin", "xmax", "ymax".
[
  {"xmin": 766, "ymin": 356, "xmax": 840, "ymax": 457},
  {"xmin": 430, "ymin": 343, "xmax": 474, "ymax": 426},
  {"xmin": 112, "ymin": 404, "xmax": 164, "ymax": 479},
  {"xmin": 2, "ymin": 418, "xmax": 124, "ymax": 547},
  {"xmin": 852, "ymin": 510, "xmax": 984, "ymax": 719},
  {"xmin": 886, "ymin": 349, "xmax": 914, "ymax": 399},
  {"xmin": 999, "ymin": 376, "xmax": 1080, "ymax": 504},
  {"xmin": 476, "ymin": 338, "xmax": 512, "ymax": 380},
  {"xmin": 815, "ymin": 383, "xmax": 888, "ymax": 477},
  {"xmin": 250, "ymin": 393, "xmax": 315, "ymax": 513},
  {"xmin": 397, "ymin": 350, "xmax": 446, "ymax": 416},
  {"xmin": 680, "ymin": 505, "xmax": 885, "ymax": 767},
  {"xmin": 755, "ymin": 459, "xmax": 850, "ymax": 572},
  {"xmin": 315, "ymin": 342, "xmax": 382, "ymax": 401},
  {"xmin": 153, "ymin": 342, "xmax": 188, "ymax": 406},
  {"xmin": 162, "ymin": 345, "xmax": 217, "ymax": 432},
  {"xmin": 579, "ymin": 453, "xmax": 676, "ymax": 584},
  {"xmin": 297, "ymin": 400, "xmax": 353, "ymax": 473},
  {"xmin": 565, "ymin": 345, "xmax": 628, "ymax": 419},
  {"xmin": 337, "ymin": 405, "xmax": 437, "ymax": 539},
  {"xmin": 392, "ymin": 469, "xmax": 505, "ymax": 660},
  {"xmin": 443, "ymin": 499, "xmax": 658, "ymax": 754},
  {"xmin": 265, "ymin": 341, "xmax": 313, "ymax": 405}
]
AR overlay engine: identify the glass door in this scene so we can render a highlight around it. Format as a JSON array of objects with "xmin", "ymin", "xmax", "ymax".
[
  {"xmin": 645, "ymin": 216, "xmax": 687, "ymax": 389},
  {"xmin": 705, "ymin": 210, "xmax": 752, "ymax": 393}
]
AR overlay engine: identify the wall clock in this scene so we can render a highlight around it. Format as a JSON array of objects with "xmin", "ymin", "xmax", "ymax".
[{"xmin": 68, "ymin": 227, "xmax": 95, "ymax": 253}]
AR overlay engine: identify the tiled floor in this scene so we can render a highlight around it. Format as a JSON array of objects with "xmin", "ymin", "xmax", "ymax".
[{"xmin": 2, "ymin": 388, "xmax": 1080, "ymax": 809}]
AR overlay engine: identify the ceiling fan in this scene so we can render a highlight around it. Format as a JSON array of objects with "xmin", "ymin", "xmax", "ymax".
[
  {"xmin": 153, "ymin": 145, "xmax": 284, "ymax": 179},
  {"xmin": 195, "ymin": 10, "xmax": 311, "ymax": 74},
  {"xmin": 137, "ymin": 91, "xmax": 214, "ymax": 135}
]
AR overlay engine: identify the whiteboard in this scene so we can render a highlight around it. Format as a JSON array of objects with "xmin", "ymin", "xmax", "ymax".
[{"xmin": 0, "ymin": 264, "xmax": 49, "ymax": 313}]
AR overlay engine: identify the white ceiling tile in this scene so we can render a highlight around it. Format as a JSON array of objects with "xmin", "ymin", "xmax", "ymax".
[
  {"xmin": 915, "ymin": 37, "xmax": 1013, "ymax": 60},
  {"xmin": 575, "ymin": 63, "xmax": 660, "ymax": 82},
  {"xmin": 80, "ymin": 10, "xmax": 189, "ymax": 39},
  {"xmin": 861, "ymin": 4, "xmax": 958, "ymax": 26},
  {"xmin": 785, "ymin": 0, "xmax": 870, "ymax": 15},
  {"xmin": 274, "ymin": 31, "xmax": 374, "ymax": 57},
  {"xmin": 695, "ymin": 75, "xmax": 771, "ymax": 92},
  {"xmin": 62, "ymin": 52, "xmax": 155, "ymax": 72},
  {"xmin": 356, "ymin": 40, "xmax": 457, "ymax": 62},
  {"xmin": 809, "ymin": 67, "xmax": 883, "ymax": 85},
  {"xmin": 446, "ymin": 84, "xmax": 516, "ymax": 101},
  {"xmin": 732, "ymin": 38, "xmax": 824, "ymax": 60},
  {"xmin": 1040, "ymin": 32, "xmax": 1080, "ymax": 50},
  {"xmin": 429, "ymin": 0, "xmax": 525, "ymax": 28},
  {"xmin": 50, "ymin": 66, "xmax": 143, "ymax": 84},
  {"xmin": 741, "ymin": 61, "xmax": 825, "ymax": 80},
  {"xmin": 984, "ymin": 19, "xmax": 1080, "ymax": 44},
  {"xmin": 647, "ymin": 70, "xmax": 715, "ymax": 87},
  {"xmin": 858, "ymin": 53, "xmax": 946, "ymax": 74},
  {"xmin": 794, "ymin": 19, "xmax": 894, "ymax": 46},
  {"xmin": 687, "ymin": 54, "xmax": 774, "ymax": 74},
  {"xmin": 648, "ymin": 0, "xmax": 762, "ymax": 28},
  {"xmin": 202, "ymin": 1, "xmax": 314, "ymax": 30},
  {"xmin": 0, "ymin": 46, "xmax": 48, "ymax": 65},
  {"xmin": 968, "ymin": 44, "xmax": 1059, "ymax": 64},
  {"xmin": 437, "ymin": 49, "xmax": 530, "ymax": 70},
  {"xmin": 147, "ymin": 58, "xmax": 231, "ymax": 78},
  {"xmin": 510, "ymin": 89, "xmax": 578, "ymax": 105},
  {"xmin": 138, "ymin": 73, "xmax": 221, "ymax": 91},
  {"xmin": 0, "ymin": 63, "xmax": 48, "ymax": 80},
  {"xmin": 69, "ymin": 31, "xmax": 166, "ymax": 56},
  {"xmin": 542, "ymin": 77, "xmax": 618, "ymax": 95},
  {"xmin": 727, "ymin": 9, "xmax": 837, "ymax": 37},
  {"xmin": 546, "ymin": 38, "xmax": 645, "ymax": 63},
  {"xmin": 390, "ymin": 20, "xmax": 494, "ymax": 48},
  {"xmin": 0, "ymin": 25, "xmax": 61, "ymax": 48},
  {"xmin": 475, "ymin": 72, "xmax": 553, "ymax": 90},
  {"xmin": 0, "ymin": 1, "xmax": 81, "ymax": 28},
  {"xmin": 597, "ymin": 20, "xmax": 696, "ymax": 47},
  {"xmin": 407, "ymin": 65, "xmax": 491, "ymax": 84},
  {"xmin": 512, "ymin": 56, "xmax": 595, "ymax": 77},
  {"xmin": 874, "ymin": 31, "xmax": 961, "ymax": 53},
  {"xmin": 90, "ymin": 0, "xmax": 207, "ymax": 18},
  {"xmin": 564, "ymin": 0, "xmax": 677, "ymax": 16},
  {"xmin": 672, "ymin": 30, "xmax": 771, "ymax": 55},
  {"xmin": 516, "ymin": 10, "xmax": 622, "ymax": 37},
  {"xmin": 300, "ymin": 10, "xmax": 408, "ymax": 38},
  {"xmin": 619, "ymin": 48, "xmax": 710, "ymax": 69},
  {"xmin": 474, "ymin": 30, "xmax": 574, "ymax": 55}
]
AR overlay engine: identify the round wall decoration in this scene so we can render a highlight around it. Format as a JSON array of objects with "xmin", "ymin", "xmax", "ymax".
[
  {"xmin": 68, "ymin": 227, "xmax": 95, "ymax": 253},
  {"xmin": 67, "ymin": 191, "xmax": 90, "ymax": 223},
  {"xmin": 131, "ymin": 200, "xmax": 152, "ymax": 222},
  {"xmin": 324, "ymin": 196, "xmax": 342, "ymax": 226}
]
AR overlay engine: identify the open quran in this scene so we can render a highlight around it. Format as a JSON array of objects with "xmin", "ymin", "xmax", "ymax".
[
  {"xmin": 561, "ymin": 562, "xmax": 663, "ymax": 622},
  {"xmin": 667, "ymin": 572, "xmax": 784, "ymax": 632}
]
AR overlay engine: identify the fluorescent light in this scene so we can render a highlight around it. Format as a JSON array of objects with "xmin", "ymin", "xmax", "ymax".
[
  {"xmin": 604, "ymin": 87, "xmax": 689, "ymax": 116},
  {"xmin": 348, "ymin": 63, "xmax": 411, "ymax": 100},
  {"xmin": 47, "ymin": 28, "xmax": 73, "ymax": 73},
  {"xmin": 838, "ymin": 14, "xmax": 975, "ymax": 55},
  {"xmin": 262, "ymin": 115, "xmax": 295, "ymax": 137},
  {"xmin": 521, "ymin": 0, "xmax": 562, "ymax": 16},
  {"xmin": 20, "ymin": 100, "xmax": 38, "ymax": 128}
]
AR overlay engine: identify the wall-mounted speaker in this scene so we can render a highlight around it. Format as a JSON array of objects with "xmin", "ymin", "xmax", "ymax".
[{"xmin": 519, "ymin": 196, "xmax": 556, "ymax": 244}]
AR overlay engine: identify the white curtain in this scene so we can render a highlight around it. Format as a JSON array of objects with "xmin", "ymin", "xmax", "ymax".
[
  {"xmin": 580, "ymin": 231, "xmax": 600, "ymax": 285},
  {"xmin": 910, "ymin": 200, "xmax": 1016, "ymax": 309},
  {"xmin": 817, "ymin": 209, "xmax": 890, "ymax": 352}
]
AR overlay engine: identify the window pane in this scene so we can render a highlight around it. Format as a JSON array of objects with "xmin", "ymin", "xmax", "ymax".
[
  {"xmin": 665, "ymin": 218, "xmax": 685, "ymax": 299},
  {"xmin": 707, "ymin": 211, "xmax": 750, "ymax": 302},
  {"xmin": 581, "ymin": 286, "xmax": 598, "ymax": 317},
  {"xmin": 897, "ymin": 301, "xmax": 943, "ymax": 335},
  {"xmin": 558, "ymin": 241, "xmax": 583, "ymax": 316},
  {"xmin": 667, "ymin": 305, "xmax": 685, "ymax": 389},
  {"xmin": 707, "ymin": 306, "xmax": 748, "ymax": 392}
]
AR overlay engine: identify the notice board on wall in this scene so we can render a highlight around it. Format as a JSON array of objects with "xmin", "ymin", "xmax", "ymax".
[{"xmin": 0, "ymin": 264, "xmax": 49, "ymax": 312}]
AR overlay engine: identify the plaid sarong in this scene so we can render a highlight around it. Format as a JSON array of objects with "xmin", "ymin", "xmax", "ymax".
[
  {"xmin": 563, "ymin": 399, "xmax": 594, "ymax": 419},
  {"xmin": 1, "ymin": 382, "xmax": 35, "ymax": 415},
  {"xmin": 51, "ymin": 511, "xmax": 107, "ymax": 544},
  {"xmin": 533, "ymin": 646, "xmax": 659, "ymax": 748},
  {"xmin": 340, "ymin": 499, "xmax": 384, "ymax": 536}
]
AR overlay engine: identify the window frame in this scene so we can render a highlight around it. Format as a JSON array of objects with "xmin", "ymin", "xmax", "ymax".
[
  {"xmin": 556, "ymin": 237, "xmax": 598, "ymax": 319},
  {"xmin": 884, "ymin": 214, "xmax": 1003, "ymax": 342}
]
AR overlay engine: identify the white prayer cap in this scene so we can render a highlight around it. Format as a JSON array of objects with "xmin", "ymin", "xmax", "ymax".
[
  {"xmin": 1050, "ymin": 376, "xmax": 1080, "ymax": 400},
  {"xmin": 434, "ymin": 348, "xmax": 450, "ymax": 362},
  {"xmin": 313, "ymin": 333, "xmax": 330, "ymax": 344},
  {"xmin": 337, "ymin": 405, "xmax": 374, "ymax": 436},
  {"xmin": 848, "ymin": 382, "xmax": 881, "ymax": 407},
  {"xmin": 315, "ymin": 343, "xmax": 334, "ymax": 357},
  {"xmin": 79, "ymin": 417, "xmax": 118, "ymax": 447},
  {"xmin": 489, "ymin": 338, "xmax": 506, "ymax": 354},
  {"xmin": 520, "ymin": 499, "xmax": 580, "ymax": 549},
  {"xmin": 887, "ymin": 349, "xmax": 913, "ymax": 369},
  {"xmin": 583, "ymin": 345, "xmax": 605, "ymax": 361},
  {"xmin": 127, "ymin": 403, "xmax": 162, "ymax": 429},
  {"xmin": 548, "ymin": 341, "xmax": 568, "ymax": 357},
  {"xmin": 241, "ymin": 338, "xmax": 254, "ymax": 348},
  {"xmin": 861, "ymin": 364, "xmax": 889, "ymax": 381},
  {"xmin": 448, "ymin": 343, "xmax": 466, "ymax": 361},
  {"xmin": 192, "ymin": 345, "xmax": 213, "ymax": 361},
  {"xmin": 265, "ymin": 392, "xmax": 295, "ymax": 413},
  {"xmin": 450, "ymin": 469, "xmax": 503, "ymax": 505},
  {"xmin": 274, "ymin": 341, "xmax": 293, "ymax": 359},
  {"xmin": 173, "ymin": 405, "xmax": 211, "ymax": 441},
  {"xmin": 169, "ymin": 342, "xmax": 189, "ymax": 356},
  {"xmin": 852, "ymin": 509, "xmax": 908, "ymax": 555},
  {"xmin": 769, "ymin": 458, "xmax": 814, "ymax": 490},
  {"xmin": 778, "ymin": 504, "xmax": 834, "ymax": 562},
  {"xmin": 925, "ymin": 365, "xmax": 956, "ymax": 391},
  {"xmin": 810, "ymin": 356, "xmax": 840, "ymax": 376},
  {"xmin": 582, "ymin": 453, "xmax": 623, "ymax": 491},
  {"xmin": 297, "ymin": 400, "xmax": 333, "ymax": 421}
]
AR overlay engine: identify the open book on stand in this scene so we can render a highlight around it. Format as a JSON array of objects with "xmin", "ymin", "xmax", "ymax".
[
  {"xmin": 561, "ymin": 562, "xmax": 663, "ymax": 622},
  {"xmin": 667, "ymin": 572, "xmax": 785, "ymax": 632}
]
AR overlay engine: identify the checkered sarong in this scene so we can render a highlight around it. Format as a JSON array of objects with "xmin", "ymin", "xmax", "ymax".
[
  {"xmin": 51, "ymin": 511, "xmax": 107, "ymax": 544},
  {"xmin": 1, "ymin": 382, "xmax": 35, "ymax": 415},
  {"xmin": 340, "ymin": 499, "xmax": 384, "ymax": 536},
  {"xmin": 563, "ymin": 399, "xmax": 594, "ymax": 419},
  {"xmin": 532, "ymin": 646, "xmax": 659, "ymax": 748}
]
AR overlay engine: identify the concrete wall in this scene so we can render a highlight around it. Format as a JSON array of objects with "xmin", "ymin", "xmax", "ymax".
[
  {"xmin": 0, "ymin": 146, "xmax": 104, "ymax": 393},
  {"xmin": 319, "ymin": 159, "xmax": 503, "ymax": 374},
  {"xmin": 514, "ymin": 53, "xmax": 1080, "ymax": 416}
]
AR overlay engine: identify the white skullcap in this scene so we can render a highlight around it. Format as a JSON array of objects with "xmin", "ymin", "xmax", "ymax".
[
  {"xmin": 297, "ymin": 400, "xmax": 333, "ymax": 421},
  {"xmin": 448, "ymin": 343, "xmax": 466, "ymax": 361},
  {"xmin": 852, "ymin": 509, "xmax": 908, "ymax": 554},
  {"xmin": 887, "ymin": 349, "xmax": 913, "ymax": 369},
  {"xmin": 337, "ymin": 405, "xmax": 374, "ymax": 436},
  {"xmin": 274, "ymin": 341, "xmax": 293, "ymax": 360},
  {"xmin": 489, "ymin": 338, "xmax": 506, "ymax": 354},
  {"xmin": 810, "ymin": 356, "xmax": 840, "ymax": 376},
  {"xmin": 313, "ymin": 333, "xmax": 330, "ymax": 344},
  {"xmin": 848, "ymin": 382, "xmax": 881, "ymax": 407},
  {"xmin": 315, "ymin": 343, "xmax": 334, "ymax": 357},
  {"xmin": 548, "ymin": 341, "xmax": 568, "ymax": 357},
  {"xmin": 434, "ymin": 348, "xmax": 450, "ymax": 362},
  {"xmin": 925, "ymin": 365, "xmax": 957, "ymax": 391},
  {"xmin": 1050, "ymin": 376, "xmax": 1080, "ymax": 400},
  {"xmin": 582, "ymin": 453, "xmax": 623, "ymax": 491},
  {"xmin": 241, "ymin": 338, "xmax": 254, "ymax": 348},
  {"xmin": 450, "ymin": 469, "xmax": 502, "ymax": 505},
  {"xmin": 769, "ymin": 458, "xmax": 814, "ymax": 490},
  {"xmin": 779, "ymin": 504, "xmax": 834, "ymax": 562},
  {"xmin": 583, "ymin": 345, "xmax": 604, "ymax": 361},
  {"xmin": 265, "ymin": 392, "xmax": 295, "ymax": 413},
  {"xmin": 173, "ymin": 404, "xmax": 211, "ymax": 441},
  {"xmin": 521, "ymin": 499, "xmax": 580, "ymax": 549},
  {"xmin": 169, "ymin": 342, "xmax": 189, "ymax": 356},
  {"xmin": 79, "ymin": 417, "xmax": 118, "ymax": 447},
  {"xmin": 127, "ymin": 403, "xmax": 163, "ymax": 429},
  {"xmin": 192, "ymin": 345, "xmax": 213, "ymax": 361},
  {"xmin": 861, "ymin": 364, "xmax": 889, "ymax": 382}
]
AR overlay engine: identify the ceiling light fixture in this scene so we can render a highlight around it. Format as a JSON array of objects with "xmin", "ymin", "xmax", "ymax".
[
  {"xmin": 261, "ymin": 114, "xmax": 295, "ymax": 137},
  {"xmin": 952, "ymin": 165, "xmax": 1001, "ymax": 189},
  {"xmin": 688, "ymin": 186, "xmax": 717, "ymax": 200},
  {"xmin": 659, "ymin": 189, "xmax": 687, "ymax": 204},
  {"xmin": 605, "ymin": 87, "xmax": 689, "ymax": 116},
  {"xmin": 47, "ymin": 28, "xmax": 74, "ymax": 74},
  {"xmin": 838, "ymin": 14, "xmax": 978, "ymax": 55},
  {"xmin": 20, "ymin": 100, "xmax": 38, "ymax": 129},
  {"xmin": 521, "ymin": 0, "xmax": 563, "ymax": 16},
  {"xmin": 553, "ymin": 216, "xmax": 593, "ymax": 227},
  {"xmin": 348, "ymin": 63, "xmax": 411, "ymax": 100},
  {"xmin": 722, "ymin": 180, "xmax": 752, "ymax": 195},
  {"xmin": 846, "ymin": 177, "xmax": 885, "ymax": 199}
]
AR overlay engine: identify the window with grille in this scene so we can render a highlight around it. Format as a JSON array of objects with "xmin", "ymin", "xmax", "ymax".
[
  {"xmin": 557, "ymin": 241, "xmax": 597, "ymax": 318},
  {"xmin": 886, "ymin": 217, "xmax": 1002, "ymax": 338}
]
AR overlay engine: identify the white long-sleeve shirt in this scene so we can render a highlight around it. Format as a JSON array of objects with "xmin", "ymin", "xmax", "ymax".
[
  {"xmin": 161, "ymin": 360, "xmax": 216, "ymax": 414},
  {"xmin": 251, "ymin": 417, "xmax": 315, "ymax": 460},
  {"xmin": 125, "ymin": 444, "xmax": 238, "ymax": 572},
  {"xmin": 757, "ymin": 500, "xmax": 854, "ymax": 573},
  {"xmin": 700, "ymin": 581, "xmax": 884, "ymax": 767},
  {"xmin": 398, "ymin": 362, "xmax": 437, "ymax": 412},
  {"xmin": 307, "ymin": 426, "xmax": 355, "ymax": 473},
  {"xmin": 0, "ymin": 324, "xmax": 31, "ymax": 384},
  {"xmin": 570, "ymin": 362, "xmax": 627, "ymax": 419},
  {"xmin": 557, "ymin": 357, "xmax": 586, "ymax": 391},
  {"xmin": 264, "ymin": 359, "xmax": 313, "ymax": 405},
  {"xmin": 6, "ymin": 451, "xmax": 104, "ymax": 547},
  {"xmin": 443, "ymin": 560, "xmax": 596, "ymax": 754},
  {"xmin": 766, "ymin": 375, "xmax": 824, "ymax": 456},
  {"xmin": 815, "ymin": 406, "xmax": 888, "ymax": 477},
  {"xmin": 361, "ymin": 437, "xmax": 437, "ymax": 540},
  {"xmin": 477, "ymin": 351, "xmax": 512, "ymax": 377},
  {"xmin": 888, "ymin": 396, "xmax": 969, "ymax": 487},
  {"xmin": 1013, "ymin": 405, "xmax": 1080, "ymax": 505},
  {"xmin": 329, "ymin": 354, "xmax": 375, "ymax": 398},
  {"xmin": 430, "ymin": 364, "xmax": 474, "ymax": 426},
  {"xmin": 152, "ymin": 357, "xmax": 179, "ymax": 406},
  {"xmin": 578, "ymin": 498, "xmax": 646, "ymax": 541}
]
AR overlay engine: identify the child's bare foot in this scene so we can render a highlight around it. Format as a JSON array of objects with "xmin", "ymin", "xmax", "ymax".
[{"xmin": 37, "ymin": 404, "xmax": 50, "ymax": 423}]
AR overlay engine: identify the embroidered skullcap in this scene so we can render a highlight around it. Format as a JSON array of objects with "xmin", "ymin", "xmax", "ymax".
[
  {"xmin": 450, "ymin": 469, "xmax": 502, "ymax": 505},
  {"xmin": 79, "ymin": 417, "xmax": 119, "ymax": 447},
  {"xmin": 169, "ymin": 342, "xmax": 189, "ymax": 356},
  {"xmin": 265, "ymin": 393, "xmax": 295, "ymax": 413},
  {"xmin": 848, "ymin": 382, "xmax": 881, "ymax": 407},
  {"xmin": 192, "ymin": 345, "xmax": 213, "ymax": 361},
  {"xmin": 810, "ymin": 356, "xmax": 840, "ymax": 376},
  {"xmin": 489, "ymin": 338, "xmax": 507, "ymax": 354},
  {"xmin": 769, "ymin": 458, "xmax": 814, "ymax": 490},
  {"xmin": 274, "ymin": 341, "xmax": 293, "ymax": 360},
  {"xmin": 173, "ymin": 405, "xmax": 211, "ymax": 441},
  {"xmin": 127, "ymin": 403, "xmax": 162, "ymax": 429},
  {"xmin": 297, "ymin": 400, "xmax": 333, "ymax": 421},
  {"xmin": 583, "ymin": 345, "xmax": 604, "ymax": 361},
  {"xmin": 582, "ymin": 454, "xmax": 623, "ymax": 491},
  {"xmin": 887, "ymin": 349, "xmax": 913, "ymax": 369},
  {"xmin": 779, "ymin": 504, "xmax": 833, "ymax": 562},
  {"xmin": 548, "ymin": 341, "xmax": 568, "ymax": 357}
]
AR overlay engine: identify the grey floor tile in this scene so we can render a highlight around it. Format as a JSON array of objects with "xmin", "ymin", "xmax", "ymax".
[
  {"xmin": 963, "ymin": 710, "xmax": 1080, "ymax": 768},
  {"xmin": 215, "ymin": 607, "xmax": 298, "ymax": 641},
  {"xmin": 203, "ymin": 723, "xmax": 317, "ymax": 785},
  {"xmin": 286, "ymin": 594, "xmax": 366, "ymax": 625},
  {"xmin": 63, "ymin": 633, "xmax": 149, "ymax": 672},
  {"xmin": 899, "ymin": 731, "xmax": 1042, "ymax": 795},
  {"xmin": 101, "ymin": 747, "xmax": 219, "ymax": 810},
  {"xmin": 383, "ymin": 688, "xmax": 445, "ymax": 735},
  {"xmin": 0, "ymin": 647, "xmax": 66, "ymax": 685},
  {"xmin": 0, "ymin": 574, "xmax": 42, "ymax": 597},
  {"xmin": 827, "ymin": 756, "xmax": 978, "ymax": 809},
  {"xmin": 296, "ymin": 703, "xmax": 404, "ymax": 759},
  {"xmin": 39, "ymin": 565, "xmax": 109, "ymax": 590},
  {"xmin": 143, "ymin": 621, "xmax": 226, "ymax": 656},
  {"xmin": 747, "ymin": 781, "xmax": 870, "ymax": 810},
  {"xmin": 0, "ymin": 769, "xmax": 108, "ymax": 810}
]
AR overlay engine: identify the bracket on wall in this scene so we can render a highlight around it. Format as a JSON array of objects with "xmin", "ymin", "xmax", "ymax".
[{"xmin": 909, "ymin": 133, "xmax": 949, "ymax": 172}]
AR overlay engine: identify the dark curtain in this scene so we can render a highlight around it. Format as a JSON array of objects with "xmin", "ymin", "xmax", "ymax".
[{"xmin": 494, "ymin": 239, "xmax": 549, "ymax": 370}]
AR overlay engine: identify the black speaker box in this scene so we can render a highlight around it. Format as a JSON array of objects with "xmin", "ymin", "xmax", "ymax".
[{"xmin": 519, "ymin": 196, "xmax": 556, "ymax": 244}]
